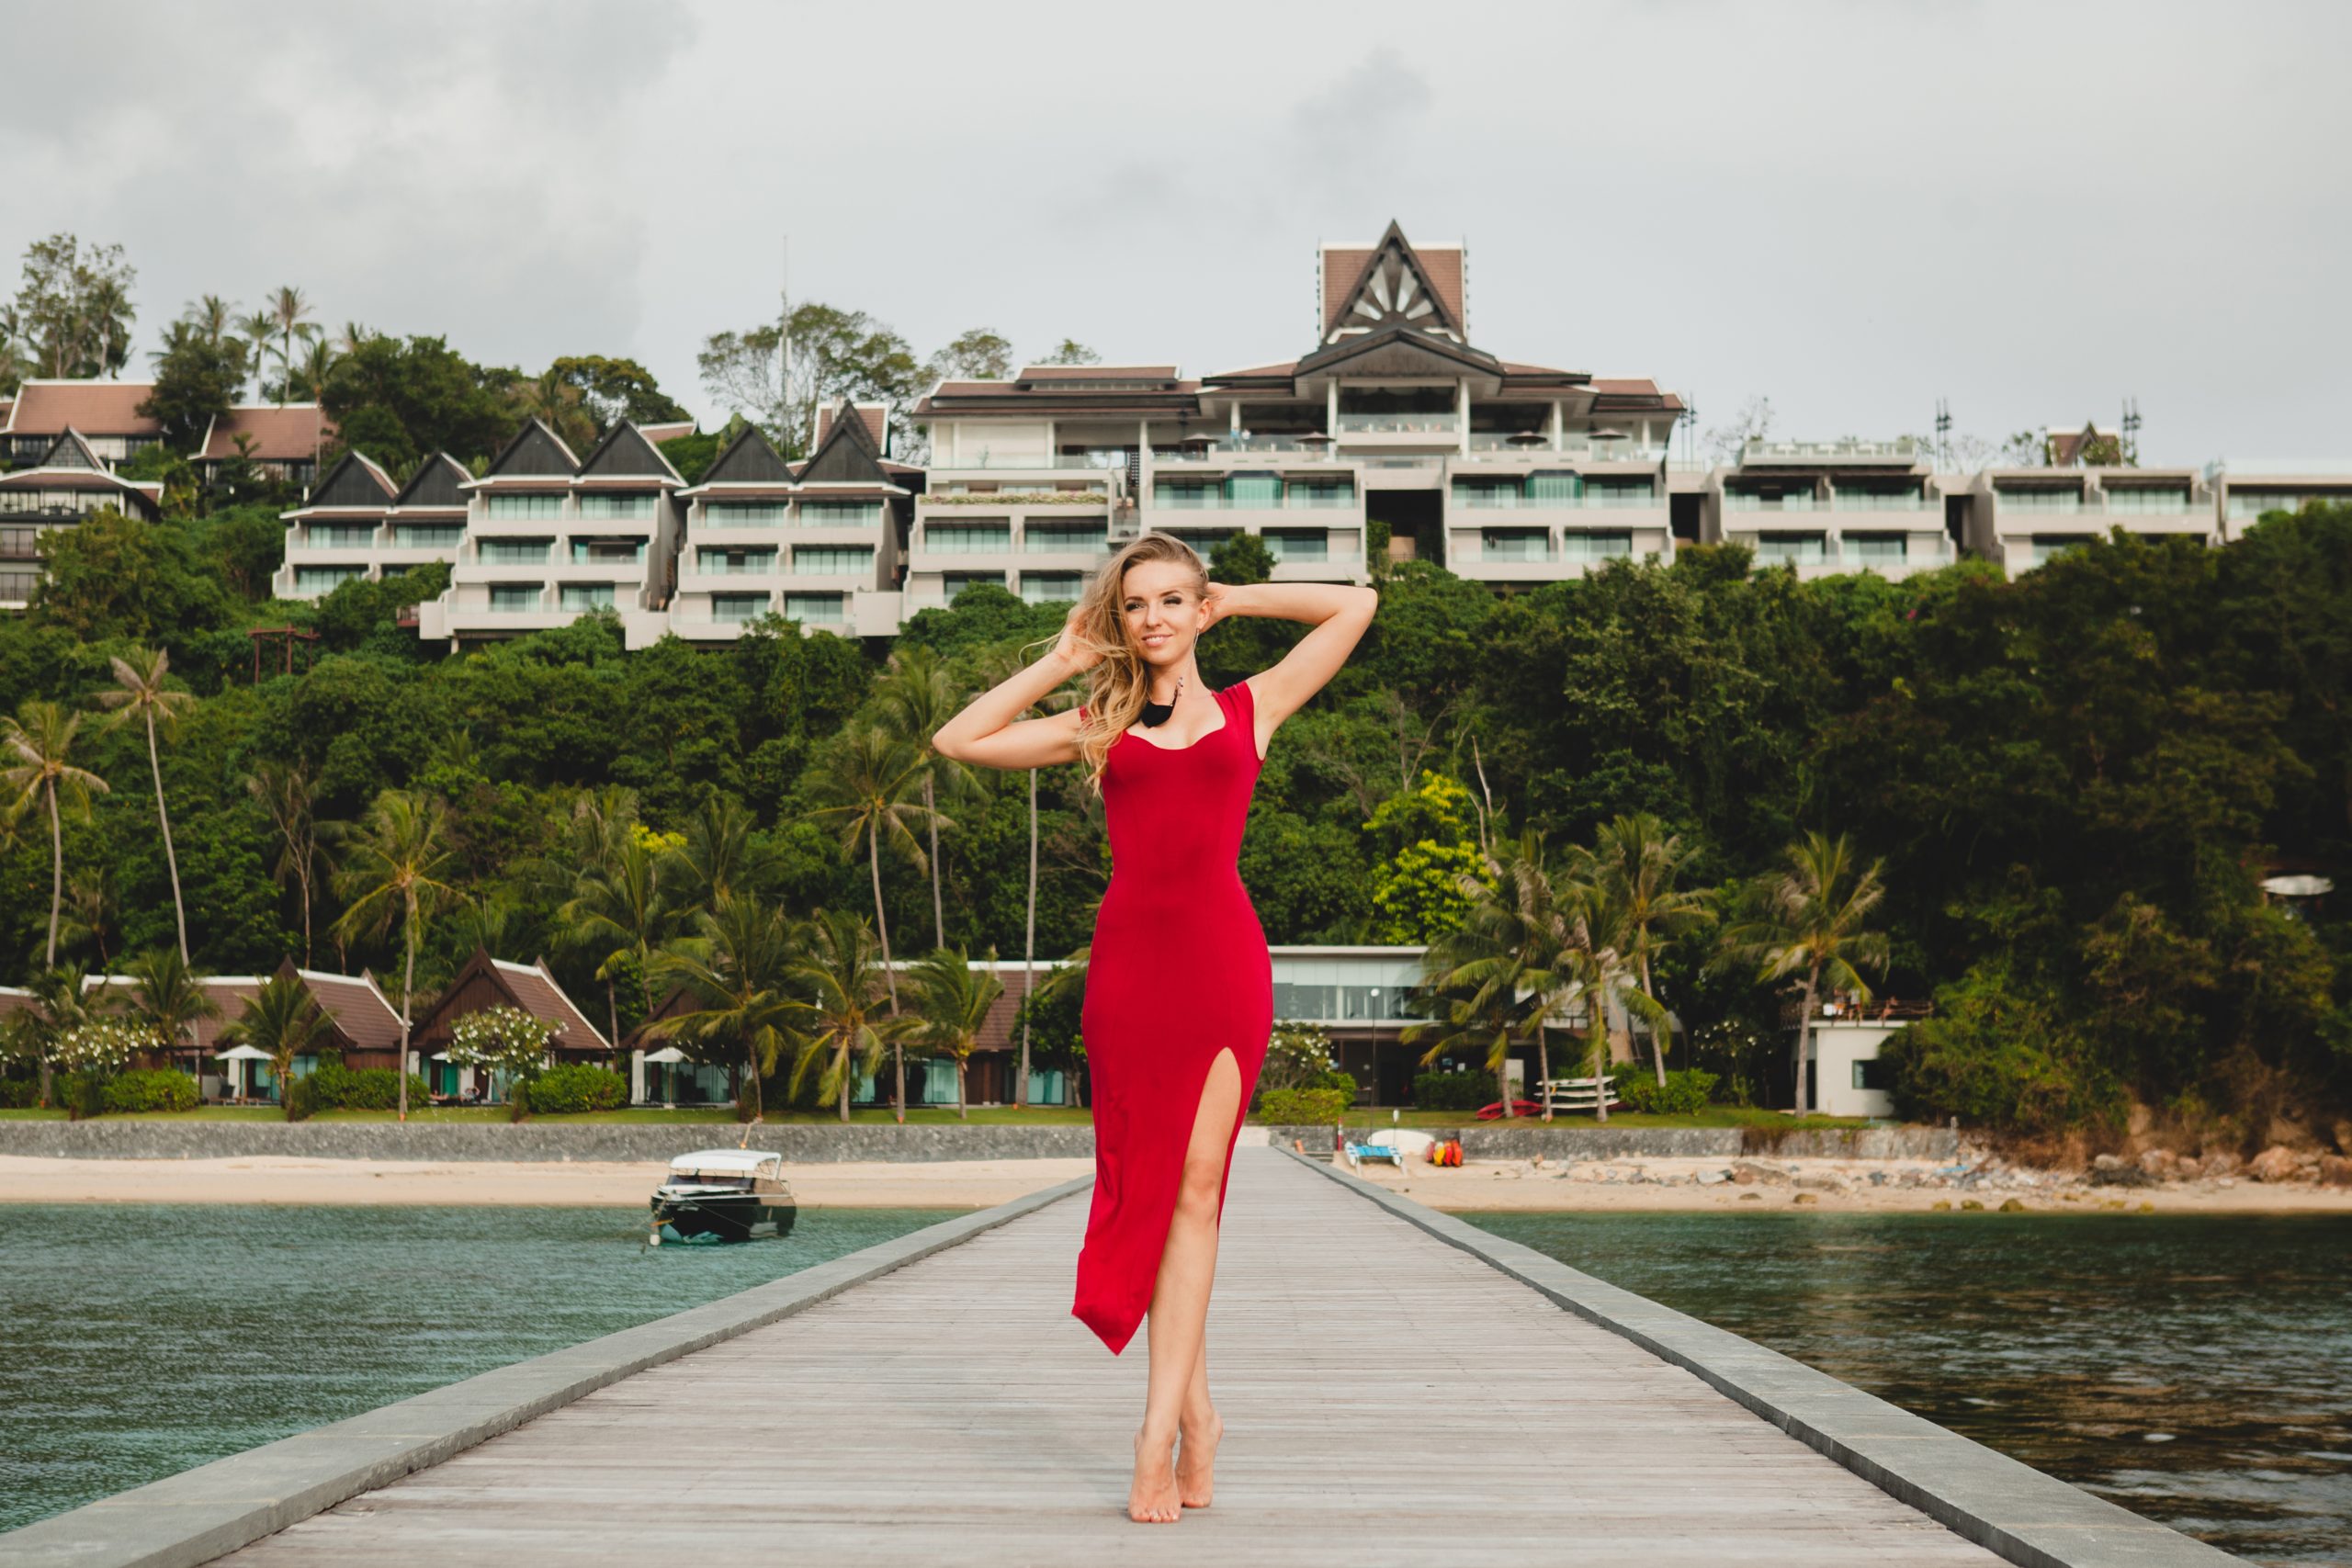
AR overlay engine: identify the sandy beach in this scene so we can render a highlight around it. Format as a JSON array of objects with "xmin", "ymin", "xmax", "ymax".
[{"xmin": 3, "ymin": 1150, "xmax": 2348, "ymax": 1213}]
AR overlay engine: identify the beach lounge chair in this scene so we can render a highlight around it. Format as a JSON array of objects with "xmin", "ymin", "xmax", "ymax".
[{"xmin": 1342, "ymin": 1138, "xmax": 1405, "ymax": 1172}]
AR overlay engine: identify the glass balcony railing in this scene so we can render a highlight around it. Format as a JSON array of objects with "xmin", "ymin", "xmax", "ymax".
[
  {"xmin": 934, "ymin": 454, "xmax": 1119, "ymax": 471},
  {"xmin": 1336, "ymin": 413, "xmax": 1460, "ymax": 435},
  {"xmin": 1724, "ymin": 492, "xmax": 1822, "ymax": 512},
  {"xmin": 693, "ymin": 556, "xmax": 780, "ymax": 575},
  {"xmin": 1830, "ymin": 490, "xmax": 1930, "ymax": 511},
  {"xmin": 1994, "ymin": 491, "xmax": 2085, "ymax": 513},
  {"xmin": 2103, "ymin": 491, "xmax": 2192, "ymax": 515}
]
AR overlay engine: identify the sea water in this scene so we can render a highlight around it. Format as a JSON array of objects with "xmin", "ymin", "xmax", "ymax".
[
  {"xmin": 0, "ymin": 1202, "xmax": 952, "ymax": 1533},
  {"xmin": 1466, "ymin": 1209, "xmax": 2352, "ymax": 1566}
]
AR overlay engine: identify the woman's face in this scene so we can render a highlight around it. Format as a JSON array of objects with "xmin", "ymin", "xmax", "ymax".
[{"xmin": 1119, "ymin": 558, "xmax": 1204, "ymax": 667}]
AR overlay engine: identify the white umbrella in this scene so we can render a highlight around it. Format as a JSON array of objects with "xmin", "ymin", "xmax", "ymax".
[
  {"xmin": 212, "ymin": 1044, "xmax": 271, "ymax": 1061},
  {"xmin": 640, "ymin": 1046, "xmax": 689, "ymax": 1065}
]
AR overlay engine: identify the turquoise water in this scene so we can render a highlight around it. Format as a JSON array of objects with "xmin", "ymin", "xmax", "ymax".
[
  {"xmin": 1465, "ymin": 1210, "xmax": 2352, "ymax": 1567},
  {"xmin": 0, "ymin": 1203, "xmax": 952, "ymax": 1534}
]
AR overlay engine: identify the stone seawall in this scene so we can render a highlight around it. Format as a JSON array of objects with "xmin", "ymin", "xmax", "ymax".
[
  {"xmin": 0, "ymin": 1122, "xmax": 1100, "ymax": 1164},
  {"xmin": 1262, "ymin": 1123, "xmax": 1961, "ymax": 1161},
  {"xmin": 0, "ymin": 1120, "xmax": 1956, "ymax": 1164}
]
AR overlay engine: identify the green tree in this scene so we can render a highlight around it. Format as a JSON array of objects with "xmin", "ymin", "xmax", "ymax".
[
  {"xmin": 31, "ymin": 508, "xmax": 234, "ymax": 641},
  {"xmin": 1033, "ymin": 338, "xmax": 1100, "ymax": 367},
  {"xmin": 332, "ymin": 790, "xmax": 464, "ymax": 1121},
  {"xmin": 870, "ymin": 645, "xmax": 980, "ymax": 950},
  {"xmin": 319, "ymin": 333, "xmax": 525, "ymax": 471},
  {"xmin": 221, "ymin": 974, "xmax": 329, "ymax": 1121},
  {"xmin": 697, "ymin": 301, "xmax": 921, "ymax": 457},
  {"xmin": 783, "ymin": 906, "xmax": 908, "ymax": 1122},
  {"xmin": 648, "ymin": 891, "xmax": 797, "ymax": 1122},
  {"xmin": 1409, "ymin": 829, "xmax": 1573, "ymax": 1120},
  {"xmin": 247, "ymin": 761, "xmax": 337, "ymax": 966},
  {"xmin": 13, "ymin": 233, "xmax": 137, "ymax": 378},
  {"xmin": 265, "ymin": 285, "xmax": 318, "ymax": 406},
  {"xmin": 806, "ymin": 724, "xmax": 946, "ymax": 1122},
  {"xmin": 559, "ymin": 830, "xmax": 680, "ymax": 1039},
  {"xmin": 1721, "ymin": 831, "xmax": 1890, "ymax": 1114},
  {"xmin": 547, "ymin": 355, "xmax": 689, "ymax": 433},
  {"xmin": 906, "ymin": 944, "xmax": 1004, "ymax": 1119},
  {"xmin": 514, "ymin": 367, "xmax": 598, "ymax": 454},
  {"xmin": 926, "ymin": 328, "xmax": 1013, "ymax": 383},
  {"xmin": 1, "ymin": 700, "xmax": 110, "ymax": 969},
  {"xmin": 1591, "ymin": 813, "xmax": 1715, "ymax": 1085},
  {"xmin": 141, "ymin": 320, "xmax": 249, "ymax": 452},
  {"xmin": 1363, "ymin": 772, "xmax": 1491, "ymax": 943},
  {"xmin": 94, "ymin": 648, "xmax": 196, "ymax": 961},
  {"xmin": 124, "ymin": 945, "xmax": 220, "ymax": 1079}
]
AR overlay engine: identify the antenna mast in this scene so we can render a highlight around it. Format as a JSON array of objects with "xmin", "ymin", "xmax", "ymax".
[
  {"xmin": 779, "ymin": 235, "xmax": 792, "ymax": 447},
  {"xmin": 1935, "ymin": 397, "xmax": 1951, "ymax": 472},
  {"xmin": 2121, "ymin": 396, "xmax": 2141, "ymax": 464}
]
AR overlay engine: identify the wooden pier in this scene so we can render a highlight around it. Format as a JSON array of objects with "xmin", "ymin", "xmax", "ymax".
[{"xmin": 5, "ymin": 1145, "xmax": 2235, "ymax": 1568}]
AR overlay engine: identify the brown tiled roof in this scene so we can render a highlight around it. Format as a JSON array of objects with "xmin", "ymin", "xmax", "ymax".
[
  {"xmin": 1321, "ymin": 242, "xmax": 1466, "ymax": 337},
  {"xmin": 199, "ymin": 405, "xmax": 335, "ymax": 462},
  {"xmin": 491, "ymin": 958, "xmax": 611, "ymax": 1052},
  {"xmin": 813, "ymin": 402, "xmax": 889, "ymax": 450},
  {"xmin": 1589, "ymin": 378, "xmax": 1686, "ymax": 413},
  {"xmin": 296, "ymin": 967, "xmax": 405, "ymax": 1053},
  {"xmin": 1203, "ymin": 360, "xmax": 1302, "ymax": 382},
  {"xmin": 3, "ymin": 379, "xmax": 163, "ymax": 437},
  {"xmin": 1014, "ymin": 365, "xmax": 1181, "ymax": 381},
  {"xmin": 637, "ymin": 421, "xmax": 695, "ymax": 446},
  {"xmin": 972, "ymin": 965, "xmax": 1049, "ymax": 1054}
]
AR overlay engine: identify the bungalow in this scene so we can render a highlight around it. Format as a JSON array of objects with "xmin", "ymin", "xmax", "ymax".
[
  {"xmin": 0, "ymin": 429, "xmax": 164, "ymax": 607},
  {"xmin": 195, "ymin": 404, "xmax": 334, "ymax": 490},
  {"xmin": 0, "ymin": 378, "xmax": 165, "ymax": 468},
  {"xmin": 75, "ymin": 961, "xmax": 402, "ymax": 1100},
  {"xmin": 408, "ymin": 948, "xmax": 611, "ymax": 1101}
]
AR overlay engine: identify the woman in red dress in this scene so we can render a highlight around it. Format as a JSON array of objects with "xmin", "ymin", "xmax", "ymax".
[{"xmin": 933, "ymin": 534, "xmax": 1376, "ymax": 1522}]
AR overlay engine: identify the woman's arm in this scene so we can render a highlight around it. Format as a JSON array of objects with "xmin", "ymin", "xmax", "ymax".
[
  {"xmin": 1204, "ymin": 580, "xmax": 1378, "ymax": 736},
  {"xmin": 932, "ymin": 614, "xmax": 1092, "ymax": 771}
]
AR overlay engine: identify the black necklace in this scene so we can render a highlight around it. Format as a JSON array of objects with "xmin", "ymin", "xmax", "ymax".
[{"xmin": 1139, "ymin": 671, "xmax": 1185, "ymax": 728}]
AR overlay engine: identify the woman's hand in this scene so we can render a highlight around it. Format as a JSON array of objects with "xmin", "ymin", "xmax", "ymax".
[
  {"xmin": 1200, "ymin": 580, "xmax": 1244, "ymax": 632},
  {"xmin": 1053, "ymin": 604, "xmax": 1102, "ymax": 672}
]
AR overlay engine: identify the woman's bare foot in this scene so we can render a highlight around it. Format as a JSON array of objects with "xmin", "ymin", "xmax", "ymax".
[
  {"xmin": 1175, "ymin": 1406, "xmax": 1222, "ymax": 1507},
  {"xmin": 1129, "ymin": 1427, "xmax": 1181, "ymax": 1523}
]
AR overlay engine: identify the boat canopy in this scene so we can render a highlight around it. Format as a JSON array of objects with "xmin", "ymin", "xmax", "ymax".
[{"xmin": 669, "ymin": 1148, "xmax": 784, "ymax": 1177}]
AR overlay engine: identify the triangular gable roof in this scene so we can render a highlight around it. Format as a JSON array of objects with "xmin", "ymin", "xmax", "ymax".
[
  {"xmin": 797, "ymin": 399, "xmax": 892, "ymax": 486},
  {"xmin": 410, "ymin": 946, "xmax": 613, "ymax": 1054},
  {"xmin": 812, "ymin": 402, "xmax": 890, "ymax": 452},
  {"xmin": 305, "ymin": 449, "xmax": 400, "ymax": 510},
  {"xmin": 277, "ymin": 958, "xmax": 406, "ymax": 1054},
  {"xmin": 482, "ymin": 418, "xmax": 580, "ymax": 479},
  {"xmin": 394, "ymin": 452, "xmax": 473, "ymax": 509},
  {"xmin": 1293, "ymin": 322, "xmax": 1501, "ymax": 382},
  {"xmin": 696, "ymin": 423, "xmax": 795, "ymax": 486},
  {"xmin": 1320, "ymin": 220, "xmax": 1467, "ymax": 345},
  {"xmin": 36, "ymin": 429, "xmax": 109, "ymax": 472},
  {"xmin": 577, "ymin": 420, "xmax": 684, "ymax": 482}
]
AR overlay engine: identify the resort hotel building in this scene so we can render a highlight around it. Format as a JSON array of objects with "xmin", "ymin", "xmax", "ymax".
[{"xmin": 5, "ymin": 220, "xmax": 2351, "ymax": 636}]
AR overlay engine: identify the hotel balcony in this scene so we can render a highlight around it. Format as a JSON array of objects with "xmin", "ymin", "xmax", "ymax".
[
  {"xmin": 1139, "ymin": 519, "xmax": 1368, "ymax": 582},
  {"xmin": 1442, "ymin": 523, "xmax": 1668, "ymax": 582},
  {"xmin": 1977, "ymin": 479, "xmax": 2219, "ymax": 576},
  {"xmin": 1721, "ymin": 531, "xmax": 1959, "ymax": 580},
  {"xmin": 902, "ymin": 568, "xmax": 1091, "ymax": 615},
  {"xmin": 1331, "ymin": 412, "xmax": 1461, "ymax": 447}
]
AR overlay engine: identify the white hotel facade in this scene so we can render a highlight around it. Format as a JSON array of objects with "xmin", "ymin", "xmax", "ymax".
[{"xmin": 245, "ymin": 219, "xmax": 2352, "ymax": 637}]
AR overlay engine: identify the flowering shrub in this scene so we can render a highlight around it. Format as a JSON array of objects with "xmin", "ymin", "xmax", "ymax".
[
  {"xmin": 443, "ymin": 1005, "xmax": 561, "ymax": 1077},
  {"xmin": 49, "ymin": 1021, "xmax": 158, "ymax": 1074}
]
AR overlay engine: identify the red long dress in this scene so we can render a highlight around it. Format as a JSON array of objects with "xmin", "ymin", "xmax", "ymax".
[{"xmin": 1070, "ymin": 676, "xmax": 1272, "ymax": 1354}]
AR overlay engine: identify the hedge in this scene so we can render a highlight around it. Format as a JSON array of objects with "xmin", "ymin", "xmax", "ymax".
[{"xmin": 521, "ymin": 1064, "xmax": 628, "ymax": 1115}]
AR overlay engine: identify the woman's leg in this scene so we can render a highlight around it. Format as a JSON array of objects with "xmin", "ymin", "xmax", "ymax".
[{"xmin": 1128, "ymin": 1045, "xmax": 1241, "ymax": 1523}]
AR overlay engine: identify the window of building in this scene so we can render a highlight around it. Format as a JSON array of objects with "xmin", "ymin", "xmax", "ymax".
[
  {"xmin": 800, "ymin": 501, "xmax": 882, "ymax": 525},
  {"xmin": 1227, "ymin": 471, "xmax": 1282, "ymax": 506},
  {"xmin": 480, "ymin": 538, "xmax": 552, "ymax": 565},
  {"xmin": 2228, "ymin": 489, "xmax": 2334, "ymax": 520},
  {"xmin": 1527, "ymin": 471, "xmax": 1579, "ymax": 504},
  {"xmin": 707, "ymin": 502, "xmax": 790, "ymax": 526},
  {"xmin": 698, "ymin": 547, "xmax": 776, "ymax": 574},
  {"xmin": 1159, "ymin": 528, "xmax": 1232, "ymax": 554},
  {"xmin": 0, "ymin": 490, "xmax": 107, "ymax": 516},
  {"xmin": 2105, "ymin": 488, "xmax": 2189, "ymax": 515},
  {"xmin": 1023, "ymin": 521, "xmax": 1109, "ymax": 552},
  {"xmin": 1452, "ymin": 479, "xmax": 1523, "ymax": 509},
  {"xmin": 711, "ymin": 592, "xmax": 770, "ymax": 623},
  {"xmin": 391, "ymin": 525, "xmax": 464, "ymax": 549},
  {"xmin": 2027, "ymin": 536, "xmax": 2086, "ymax": 567},
  {"xmin": 307, "ymin": 523, "xmax": 375, "ymax": 548},
  {"xmin": 1755, "ymin": 533, "xmax": 1828, "ymax": 565},
  {"xmin": 1152, "ymin": 480, "xmax": 1221, "ymax": 510},
  {"xmin": 1853, "ymin": 1057, "xmax": 1893, "ymax": 1091},
  {"xmin": 1020, "ymin": 573, "xmax": 1082, "ymax": 604},
  {"xmin": 1582, "ymin": 478, "xmax": 1657, "ymax": 508},
  {"xmin": 0, "ymin": 567, "xmax": 40, "ymax": 602},
  {"xmin": 1997, "ymin": 488, "xmax": 2082, "ymax": 513},
  {"xmin": 795, "ymin": 546, "xmax": 875, "ymax": 576},
  {"xmin": 944, "ymin": 571, "xmax": 1007, "ymax": 596},
  {"xmin": 1285, "ymin": 479, "xmax": 1355, "ymax": 509},
  {"xmin": 926, "ymin": 522, "xmax": 1012, "ymax": 553},
  {"xmin": 484, "ymin": 492, "xmax": 565, "ymax": 520},
  {"xmin": 294, "ymin": 566, "xmax": 366, "ymax": 592},
  {"xmin": 559, "ymin": 582, "xmax": 616, "ymax": 612},
  {"xmin": 1846, "ymin": 533, "xmax": 1909, "ymax": 564},
  {"xmin": 579, "ymin": 492, "xmax": 656, "ymax": 521},
  {"xmin": 1832, "ymin": 485, "xmax": 1924, "ymax": 512},
  {"xmin": 571, "ymin": 538, "xmax": 644, "ymax": 565},
  {"xmin": 785, "ymin": 592, "xmax": 846, "ymax": 624},
  {"xmin": 1559, "ymin": 531, "xmax": 1633, "ymax": 562},
  {"xmin": 489, "ymin": 582, "xmax": 541, "ymax": 612},
  {"xmin": 0, "ymin": 525, "xmax": 40, "ymax": 558},
  {"xmin": 1724, "ymin": 485, "xmax": 1811, "ymax": 512},
  {"xmin": 1264, "ymin": 531, "xmax": 1329, "ymax": 562},
  {"xmin": 1480, "ymin": 528, "xmax": 1550, "ymax": 561}
]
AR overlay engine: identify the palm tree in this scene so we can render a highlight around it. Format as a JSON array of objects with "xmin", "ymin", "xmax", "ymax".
[
  {"xmin": 1409, "ymin": 829, "xmax": 1572, "ymax": 1122},
  {"xmin": 93, "ymin": 648, "xmax": 196, "ymax": 961},
  {"xmin": 1720, "ymin": 831, "xmax": 1890, "ymax": 1115},
  {"xmin": 247, "ymin": 762, "xmax": 340, "ymax": 966},
  {"xmin": 516, "ymin": 367, "xmax": 596, "ymax": 452},
  {"xmin": 1556, "ymin": 875, "xmax": 1671, "ymax": 1125},
  {"xmin": 1592, "ymin": 814, "xmax": 1715, "ymax": 1087},
  {"xmin": 126, "ymin": 946, "xmax": 220, "ymax": 1083},
  {"xmin": 332, "ymin": 791, "xmax": 464, "ymax": 1121},
  {"xmin": 871, "ymin": 647, "xmax": 983, "ymax": 951},
  {"xmin": 59, "ymin": 867, "xmax": 119, "ymax": 968},
  {"xmin": 236, "ymin": 309, "xmax": 277, "ymax": 400},
  {"xmin": 335, "ymin": 321, "xmax": 375, "ymax": 355},
  {"xmin": 185, "ymin": 295, "xmax": 239, "ymax": 346},
  {"xmin": 669, "ymin": 793, "xmax": 775, "ymax": 907},
  {"xmin": 907, "ymin": 944, "xmax": 1005, "ymax": 1120},
  {"xmin": 973, "ymin": 638, "xmax": 1078, "ymax": 1107},
  {"xmin": 1, "ymin": 701, "xmax": 111, "ymax": 968},
  {"xmin": 805, "ymin": 725, "xmax": 947, "ymax": 1122},
  {"xmin": 266, "ymin": 286, "xmax": 316, "ymax": 407},
  {"xmin": 783, "ymin": 907, "xmax": 906, "ymax": 1122},
  {"xmin": 558, "ymin": 832, "xmax": 677, "ymax": 1043},
  {"xmin": 221, "ymin": 975, "xmax": 328, "ymax": 1120},
  {"xmin": 647, "ymin": 892, "xmax": 798, "ymax": 1122}
]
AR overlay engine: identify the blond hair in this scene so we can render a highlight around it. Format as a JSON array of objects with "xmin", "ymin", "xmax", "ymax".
[{"xmin": 1028, "ymin": 533, "xmax": 1210, "ymax": 795}]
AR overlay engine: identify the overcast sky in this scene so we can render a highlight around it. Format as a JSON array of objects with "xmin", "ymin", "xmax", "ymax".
[{"xmin": 7, "ymin": 0, "xmax": 2348, "ymax": 465}]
